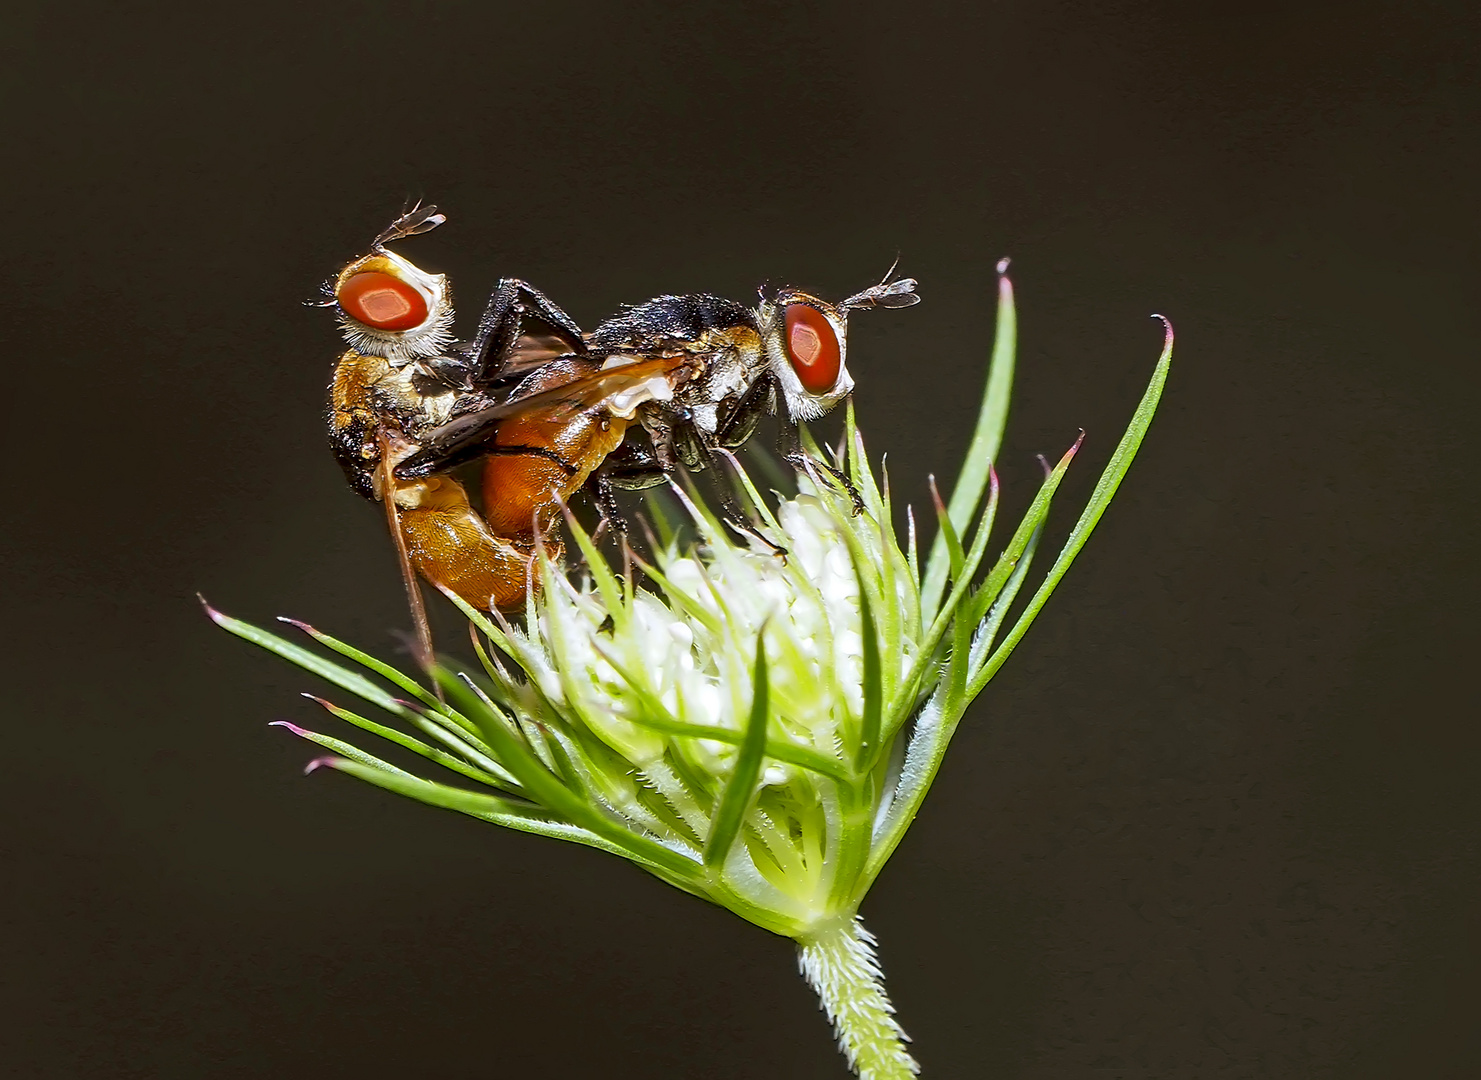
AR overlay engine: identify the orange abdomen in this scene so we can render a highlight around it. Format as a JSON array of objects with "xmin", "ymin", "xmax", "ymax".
[
  {"xmin": 394, "ymin": 474, "xmax": 540, "ymax": 611},
  {"xmin": 482, "ymin": 409, "xmax": 629, "ymax": 544}
]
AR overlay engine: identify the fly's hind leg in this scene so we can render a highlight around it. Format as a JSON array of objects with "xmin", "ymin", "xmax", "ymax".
[
  {"xmin": 459, "ymin": 279, "xmax": 587, "ymax": 386},
  {"xmin": 592, "ymin": 417, "xmax": 676, "ymax": 537},
  {"xmin": 604, "ymin": 421, "xmax": 788, "ymax": 556},
  {"xmin": 380, "ymin": 442, "xmax": 435, "ymax": 672},
  {"xmin": 601, "ymin": 437, "xmax": 669, "ymax": 492}
]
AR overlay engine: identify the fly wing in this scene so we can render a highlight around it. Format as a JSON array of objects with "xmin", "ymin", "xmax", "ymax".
[
  {"xmin": 467, "ymin": 335, "xmax": 587, "ymax": 389},
  {"xmin": 505, "ymin": 330, "xmax": 584, "ymax": 371},
  {"xmin": 393, "ymin": 354, "xmax": 693, "ymax": 480}
]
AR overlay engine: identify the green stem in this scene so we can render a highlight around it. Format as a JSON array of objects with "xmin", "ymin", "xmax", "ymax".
[{"xmin": 797, "ymin": 917, "xmax": 920, "ymax": 1079}]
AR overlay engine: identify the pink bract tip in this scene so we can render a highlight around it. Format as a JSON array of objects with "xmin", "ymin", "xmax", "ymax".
[
  {"xmin": 1151, "ymin": 313, "xmax": 1174, "ymax": 349},
  {"xmin": 927, "ymin": 474, "xmax": 947, "ymax": 516}
]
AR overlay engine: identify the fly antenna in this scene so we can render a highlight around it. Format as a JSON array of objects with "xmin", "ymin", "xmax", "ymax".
[
  {"xmin": 840, "ymin": 258, "xmax": 921, "ymax": 311},
  {"xmin": 373, "ymin": 202, "xmax": 447, "ymax": 250}
]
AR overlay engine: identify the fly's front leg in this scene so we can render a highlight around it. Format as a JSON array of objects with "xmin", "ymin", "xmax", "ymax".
[
  {"xmin": 460, "ymin": 278, "xmax": 586, "ymax": 385},
  {"xmin": 714, "ymin": 372, "xmax": 777, "ymax": 454},
  {"xmin": 775, "ymin": 418, "xmax": 865, "ymax": 515}
]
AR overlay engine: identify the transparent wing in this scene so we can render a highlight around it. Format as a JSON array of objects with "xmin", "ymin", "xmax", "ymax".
[{"xmin": 394, "ymin": 355, "xmax": 693, "ymax": 480}]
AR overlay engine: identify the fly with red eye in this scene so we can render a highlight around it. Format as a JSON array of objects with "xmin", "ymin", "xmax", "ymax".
[
  {"xmin": 588, "ymin": 273, "xmax": 918, "ymax": 500},
  {"xmin": 400, "ymin": 269, "xmax": 921, "ymax": 544},
  {"xmin": 320, "ymin": 205, "xmax": 620, "ymax": 665},
  {"xmin": 316, "ymin": 205, "xmax": 920, "ymax": 657}
]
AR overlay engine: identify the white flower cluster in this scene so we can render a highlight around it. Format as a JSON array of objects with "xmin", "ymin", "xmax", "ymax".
[
  {"xmin": 516, "ymin": 477, "xmax": 905, "ymax": 783},
  {"xmin": 465, "ymin": 462, "xmax": 923, "ymax": 931}
]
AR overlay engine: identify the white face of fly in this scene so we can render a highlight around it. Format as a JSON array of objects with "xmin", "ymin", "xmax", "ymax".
[
  {"xmin": 756, "ymin": 289, "xmax": 854, "ymax": 422},
  {"xmin": 333, "ymin": 247, "xmax": 455, "ymax": 366}
]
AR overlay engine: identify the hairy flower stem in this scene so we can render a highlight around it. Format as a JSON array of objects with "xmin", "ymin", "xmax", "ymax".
[{"xmin": 798, "ymin": 917, "xmax": 920, "ymax": 1079}]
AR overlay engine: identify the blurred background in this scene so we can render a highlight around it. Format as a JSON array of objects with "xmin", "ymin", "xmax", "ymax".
[{"xmin": 3, "ymin": 1, "xmax": 1477, "ymax": 1075}]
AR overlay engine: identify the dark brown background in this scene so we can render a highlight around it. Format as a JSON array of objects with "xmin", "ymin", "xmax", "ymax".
[{"xmin": 3, "ymin": 1, "xmax": 1477, "ymax": 1076}]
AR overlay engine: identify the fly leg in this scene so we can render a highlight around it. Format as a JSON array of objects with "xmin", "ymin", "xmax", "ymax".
[
  {"xmin": 603, "ymin": 405, "xmax": 679, "ymax": 492},
  {"xmin": 589, "ymin": 472, "xmax": 627, "ymax": 536},
  {"xmin": 713, "ymin": 373, "xmax": 776, "ymax": 457},
  {"xmin": 379, "ymin": 435, "xmax": 435, "ymax": 673},
  {"xmin": 599, "ymin": 425, "xmax": 783, "ymax": 554},
  {"xmin": 596, "ymin": 439, "xmax": 666, "ymax": 545},
  {"xmin": 705, "ymin": 445, "xmax": 788, "ymax": 556},
  {"xmin": 665, "ymin": 400, "xmax": 791, "ymax": 555},
  {"xmin": 457, "ymin": 279, "xmax": 587, "ymax": 386},
  {"xmin": 605, "ymin": 442, "xmax": 787, "ymax": 556},
  {"xmin": 775, "ymin": 420, "xmax": 865, "ymax": 515}
]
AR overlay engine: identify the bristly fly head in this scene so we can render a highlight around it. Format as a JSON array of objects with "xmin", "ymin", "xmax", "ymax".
[
  {"xmin": 758, "ymin": 288, "xmax": 855, "ymax": 421},
  {"xmin": 327, "ymin": 205, "xmax": 454, "ymax": 365},
  {"xmin": 758, "ymin": 263, "xmax": 921, "ymax": 421}
]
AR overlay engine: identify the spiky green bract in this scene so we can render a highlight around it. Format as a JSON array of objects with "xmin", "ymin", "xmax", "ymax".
[{"xmin": 211, "ymin": 269, "xmax": 1171, "ymax": 1077}]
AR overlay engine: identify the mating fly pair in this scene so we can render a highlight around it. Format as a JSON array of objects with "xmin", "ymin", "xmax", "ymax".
[{"xmin": 320, "ymin": 205, "xmax": 919, "ymax": 661}]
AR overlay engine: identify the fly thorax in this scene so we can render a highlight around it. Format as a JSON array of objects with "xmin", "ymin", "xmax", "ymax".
[
  {"xmin": 681, "ymin": 347, "xmax": 766, "ymax": 438},
  {"xmin": 372, "ymin": 363, "xmax": 460, "ymax": 435}
]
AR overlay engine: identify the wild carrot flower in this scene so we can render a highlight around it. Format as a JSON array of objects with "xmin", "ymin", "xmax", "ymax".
[{"xmin": 209, "ymin": 266, "xmax": 1171, "ymax": 1078}]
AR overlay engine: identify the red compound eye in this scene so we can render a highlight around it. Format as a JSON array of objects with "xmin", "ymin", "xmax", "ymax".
[
  {"xmin": 338, "ymin": 271, "xmax": 429, "ymax": 331},
  {"xmin": 784, "ymin": 303, "xmax": 842, "ymax": 394}
]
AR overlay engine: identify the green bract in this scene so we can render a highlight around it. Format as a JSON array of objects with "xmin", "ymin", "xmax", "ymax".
[{"xmin": 212, "ymin": 270, "xmax": 1171, "ymax": 1079}]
